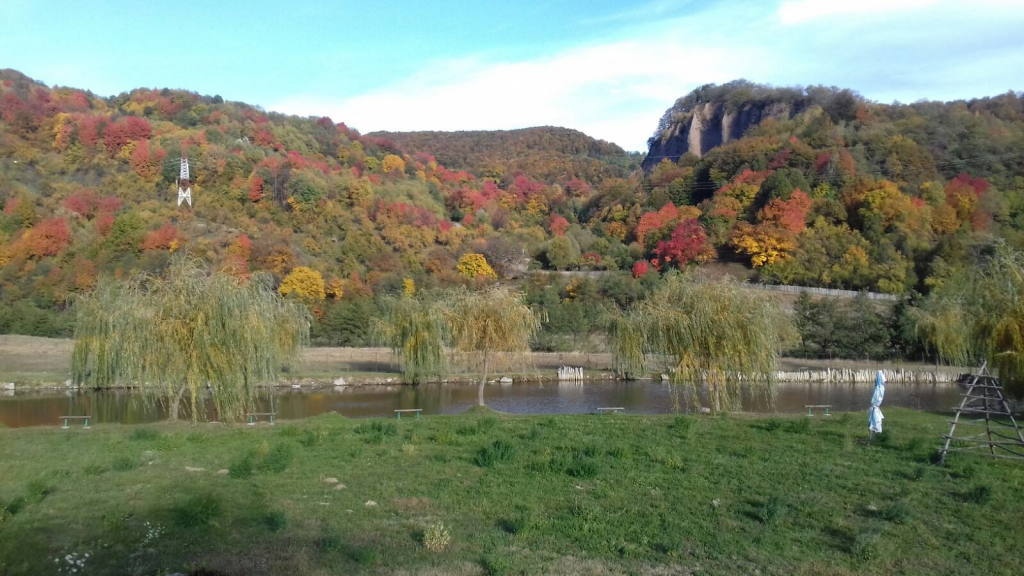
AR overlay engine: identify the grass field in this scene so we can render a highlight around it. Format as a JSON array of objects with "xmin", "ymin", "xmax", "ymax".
[{"xmin": 0, "ymin": 409, "xmax": 1021, "ymax": 575}]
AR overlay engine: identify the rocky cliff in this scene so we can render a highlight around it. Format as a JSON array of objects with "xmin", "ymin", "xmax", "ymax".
[{"xmin": 643, "ymin": 99, "xmax": 797, "ymax": 171}]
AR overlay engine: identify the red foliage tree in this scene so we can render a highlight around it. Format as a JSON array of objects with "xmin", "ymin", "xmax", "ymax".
[
  {"xmin": 64, "ymin": 189, "xmax": 101, "ymax": 218},
  {"xmin": 102, "ymin": 117, "xmax": 151, "ymax": 155},
  {"xmin": 95, "ymin": 214, "xmax": 115, "ymax": 237},
  {"xmin": 248, "ymin": 175, "xmax": 264, "ymax": 203},
  {"xmin": 97, "ymin": 196, "xmax": 123, "ymax": 214},
  {"xmin": 760, "ymin": 189, "xmax": 812, "ymax": 233},
  {"xmin": 129, "ymin": 139, "xmax": 166, "ymax": 179},
  {"xmin": 653, "ymin": 219, "xmax": 712, "ymax": 269},
  {"xmin": 549, "ymin": 214, "xmax": 570, "ymax": 237},
  {"xmin": 14, "ymin": 218, "xmax": 71, "ymax": 259},
  {"xmin": 631, "ymin": 260, "xmax": 650, "ymax": 279},
  {"xmin": 141, "ymin": 224, "xmax": 181, "ymax": 251}
]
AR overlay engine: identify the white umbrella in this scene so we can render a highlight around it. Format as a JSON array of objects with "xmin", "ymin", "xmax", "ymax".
[{"xmin": 869, "ymin": 370, "xmax": 886, "ymax": 436}]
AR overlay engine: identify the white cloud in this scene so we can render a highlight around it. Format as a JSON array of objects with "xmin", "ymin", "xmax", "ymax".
[
  {"xmin": 777, "ymin": 0, "xmax": 938, "ymax": 25},
  {"xmin": 272, "ymin": 34, "xmax": 759, "ymax": 152},
  {"xmin": 270, "ymin": 0, "xmax": 1024, "ymax": 153}
]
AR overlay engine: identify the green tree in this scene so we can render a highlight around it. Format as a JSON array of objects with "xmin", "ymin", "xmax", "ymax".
[
  {"xmin": 608, "ymin": 275, "xmax": 794, "ymax": 412},
  {"xmin": 913, "ymin": 244, "xmax": 1024, "ymax": 397},
  {"xmin": 72, "ymin": 257, "xmax": 310, "ymax": 421},
  {"xmin": 445, "ymin": 287, "xmax": 541, "ymax": 406},
  {"xmin": 374, "ymin": 294, "xmax": 447, "ymax": 384}
]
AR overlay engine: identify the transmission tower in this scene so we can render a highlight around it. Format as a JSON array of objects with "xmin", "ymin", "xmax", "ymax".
[{"xmin": 177, "ymin": 156, "xmax": 192, "ymax": 208}]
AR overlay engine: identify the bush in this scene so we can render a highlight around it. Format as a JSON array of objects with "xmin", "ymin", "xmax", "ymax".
[
  {"xmin": 299, "ymin": 427, "xmax": 329, "ymax": 447},
  {"xmin": 111, "ymin": 455, "xmax": 138, "ymax": 472},
  {"xmin": 962, "ymin": 485, "xmax": 992, "ymax": 505},
  {"xmin": 785, "ymin": 418, "xmax": 812, "ymax": 434},
  {"xmin": 422, "ymin": 522, "xmax": 451, "ymax": 552},
  {"xmin": 761, "ymin": 496, "xmax": 787, "ymax": 524},
  {"xmin": 130, "ymin": 428, "xmax": 160, "ymax": 441},
  {"xmin": 24, "ymin": 479, "xmax": 52, "ymax": 502},
  {"xmin": 566, "ymin": 455, "xmax": 599, "ymax": 479},
  {"xmin": 0, "ymin": 496, "xmax": 27, "ymax": 521},
  {"xmin": 474, "ymin": 440, "xmax": 516, "ymax": 468},
  {"xmin": 172, "ymin": 493, "xmax": 222, "ymax": 528},
  {"xmin": 672, "ymin": 416, "xmax": 696, "ymax": 438},
  {"xmin": 229, "ymin": 454, "xmax": 254, "ymax": 479},
  {"xmin": 257, "ymin": 443, "xmax": 295, "ymax": 473},
  {"xmin": 263, "ymin": 510, "xmax": 287, "ymax": 532}
]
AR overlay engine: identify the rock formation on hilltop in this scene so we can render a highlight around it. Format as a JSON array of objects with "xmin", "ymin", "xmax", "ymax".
[{"xmin": 642, "ymin": 80, "xmax": 861, "ymax": 170}]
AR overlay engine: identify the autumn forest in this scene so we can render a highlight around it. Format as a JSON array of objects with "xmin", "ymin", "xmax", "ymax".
[{"xmin": 1, "ymin": 70, "xmax": 1023, "ymax": 354}]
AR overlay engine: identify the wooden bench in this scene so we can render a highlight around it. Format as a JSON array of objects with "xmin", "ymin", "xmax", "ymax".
[
  {"xmin": 394, "ymin": 409, "xmax": 423, "ymax": 420},
  {"xmin": 597, "ymin": 407, "xmax": 625, "ymax": 416},
  {"xmin": 60, "ymin": 415, "xmax": 91, "ymax": 429},
  {"xmin": 246, "ymin": 412, "xmax": 276, "ymax": 425},
  {"xmin": 804, "ymin": 405, "xmax": 832, "ymax": 416}
]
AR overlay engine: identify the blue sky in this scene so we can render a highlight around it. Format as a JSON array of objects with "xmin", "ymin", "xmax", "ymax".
[{"xmin": 2, "ymin": 0, "xmax": 1023, "ymax": 150}]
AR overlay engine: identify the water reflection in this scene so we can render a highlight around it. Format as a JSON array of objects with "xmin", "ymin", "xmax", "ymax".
[{"xmin": 0, "ymin": 380, "xmax": 963, "ymax": 428}]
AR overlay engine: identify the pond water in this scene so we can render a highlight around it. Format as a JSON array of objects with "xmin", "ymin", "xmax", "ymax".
[{"xmin": 0, "ymin": 379, "xmax": 964, "ymax": 428}]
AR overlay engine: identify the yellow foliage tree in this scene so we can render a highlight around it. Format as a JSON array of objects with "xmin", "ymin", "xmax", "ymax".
[
  {"xmin": 457, "ymin": 253, "xmax": 497, "ymax": 281},
  {"xmin": 326, "ymin": 278, "xmax": 345, "ymax": 300},
  {"xmin": 730, "ymin": 223, "xmax": 795, "ymax": 267},
  {"xmin": 403, "ymin": 278, "xmax": 416, "ymax": 297},
  {"xmin": 381, "ymin": 154, "xmax": 405, "ymax": 174},
  {"xmin": 279, "ymin": 266, "xmax": 326, "ymax": 305}
]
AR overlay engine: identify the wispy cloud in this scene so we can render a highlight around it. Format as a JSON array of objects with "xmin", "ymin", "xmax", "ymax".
[
  {"xmin": 271, "ymin": 0, "xmax": 1024, "ymax": 152},
  {"xmin": 272, "ymin": 29, "xmax": 759, "ymax": 151},
  {"xmin": 581, "ymin": 0, "xmax": 695, "ymax": 25},
  {"xmin": 777, "ymin": 0, "xmax": 938, "ymax": 25}
]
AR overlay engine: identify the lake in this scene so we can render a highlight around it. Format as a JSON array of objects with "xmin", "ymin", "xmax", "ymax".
[{"xmin": 0, "ymin": 379, "xmax": 964, "ymax": 428}]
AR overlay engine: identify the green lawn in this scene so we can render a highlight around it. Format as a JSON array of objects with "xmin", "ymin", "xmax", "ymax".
[{"xmin": 0, "ymin": 409, "xmax": 1021, "ymax": 575}]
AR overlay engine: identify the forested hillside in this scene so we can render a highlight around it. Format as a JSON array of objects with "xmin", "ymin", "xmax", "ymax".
[
  {"xmin": 368, "ymin": 127, "xmax": 641, "ymax": 184},
  {"xmin": 0, "ymin": 69, "xmax": 1022, "ymax": 355}
]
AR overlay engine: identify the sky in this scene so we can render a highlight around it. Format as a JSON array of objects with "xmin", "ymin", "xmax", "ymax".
[{"xmin": 2, "ymin": 0, "xmax": 1024, "ymax": 151}]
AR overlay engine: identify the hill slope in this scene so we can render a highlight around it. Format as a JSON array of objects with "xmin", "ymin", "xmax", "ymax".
[
  {"xmin": 367, "ymin": 126, "xmax": 641, "ymax": 184},
  {"xmin": 0, "ymin": 70, "xmax": 1022, "ymax": 351}
]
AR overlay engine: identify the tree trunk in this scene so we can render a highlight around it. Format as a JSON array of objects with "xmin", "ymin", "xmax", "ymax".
[
  {"xmin": 478, "ymin": 351, "xmax": 489, "ymax": 407},
  {"xmin": 168, "ymin": 383, "xmax": 188, "ymax": 421}
]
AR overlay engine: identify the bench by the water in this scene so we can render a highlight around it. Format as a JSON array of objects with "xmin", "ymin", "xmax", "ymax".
[
  {"xmin": 804, "ymin": 405, "xmax": 832, "ymax": 416},
  {"xmin": 597, "ymin": 407, "xmax": 624, "ymax": 416},
  {"xmin": 247, "ymin": 412, "xmax": 276, "ymax": 425},
  {"xmin": 394, "ymin": 409, "xmax": 422, "ymax": 420},
  {"xmin": 60, "ymin": 415, "xmax": 91, "ymax": 429}
]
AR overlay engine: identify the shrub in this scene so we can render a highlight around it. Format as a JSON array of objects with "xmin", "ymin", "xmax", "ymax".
[
  {"xmin": 263, "ymin": 510, "xmax": 287, "ymax": 532},
  {"xmin": 111, "ymin": 455, "xmax": 138, "ymax": 472},
  {"xmin": 422, "ymin": 522, "xmax": 451, "ymax": 552},
  {"xmin": 229, "ymin": 454, "xmax": 254, "ymax": 479},
  {"xmin": 299, "ymin": 428, "xmax": 329, "ymax": 447},
  {"xmin": 761, "ymin": 496, "xmax": 787, "ymax": 524},
  {"xmin": 881, "ymin": 501, "xmax": 910, "ymax": 524},
  {"xmin": 257, "ymin": 443, "xmax": 295, "ymax": 473},
  {"xmin": 962, "ymin": 485, "xmax": 992, "ymax": 505},
  {"xmin": 785, "ymin": 418, "xmax": 811, "ymax": 434},
  {"xmin": 474, "ymin": 440, "xmax": 516, "ymax": 468},
  {"xmin": 498, "ymin": 506, "xmax": 534, "ymax": 535},
  {"xmin": 566, "ymin": 457, "xmax": 599, "ymax": 479},
  {"xmin": 0, "ymin": 496, "xmax": 27, "ymax": 521},
  {"xmin": 172, "ymin": 493, "xmax": 222, "ymax": 528},
  {"xmin": 130, "ymin": 428, "xmax": 160, "ymax": 441},
  {"xmin": 431, "ymin": 432, "xmax": 457, "ymax": 445}
]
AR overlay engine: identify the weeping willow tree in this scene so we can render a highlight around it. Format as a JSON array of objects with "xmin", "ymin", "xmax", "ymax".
[
  {"xmin": 914, "ymin": 244, "xmax": 1024, "ymax": 398},
  {"xmin": 373, "ymin": 294, "xmax": 448, "ymax": 384},
  {"xmin": 445, "ymin": 287, "xmax": 541, "ymax": 406},
  {"xmin": 608, "ymin": 274, "xmax": 794, "ymax": 412},
  {"xmin": 72, "ymin": 257, "xmax": 310, "ymax": 422}
]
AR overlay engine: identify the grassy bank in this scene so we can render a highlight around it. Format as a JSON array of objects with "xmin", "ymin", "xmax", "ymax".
[
  {"xmin": 0, "ymin": 335, "xmax": 960, "ymax": 388},
  {"xmin": 1, "ymin": 409, "xmax": 1021, "ymax": 575}
]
